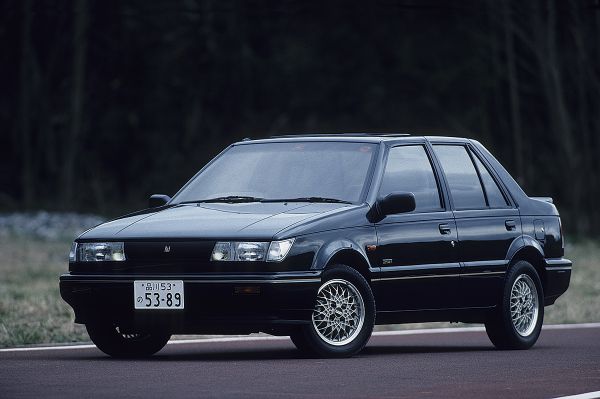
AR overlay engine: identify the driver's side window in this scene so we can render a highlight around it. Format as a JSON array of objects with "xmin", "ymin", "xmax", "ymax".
[{"xmin": 379, "ymin": 145, "xmax": 442, "ymax": 212}]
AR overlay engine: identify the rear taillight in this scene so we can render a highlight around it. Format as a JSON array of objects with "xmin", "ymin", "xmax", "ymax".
[{"xmin": 559, "ymin": 218, "xmax": 564, "ymax": 254}]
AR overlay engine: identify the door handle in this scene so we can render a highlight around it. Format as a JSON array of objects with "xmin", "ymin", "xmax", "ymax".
[
  {"xmin": 505, "ymin": 220, "xmax": 517, "ymax": 231},
  {"xmin": 439, "ymin": 223, "xmax": 451, "ymax": 235}
]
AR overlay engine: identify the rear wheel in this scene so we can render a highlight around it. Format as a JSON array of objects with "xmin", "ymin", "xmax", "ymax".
[
  {"xmin": 86, "ymin": 323, "xmax": 171, "ymax": 358},
  {"xmin": 485, "ymin": 261, "xmax": 544, "ymax": 350},
  {"xmin": 291, "ymin": 265, "xmax": 375, "ymax": 357}
]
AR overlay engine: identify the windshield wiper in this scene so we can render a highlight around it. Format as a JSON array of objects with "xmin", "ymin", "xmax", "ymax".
[
  {"xmin": 178, "ymin": 196, "xmax": 352, "ymax": 205},
  {"xmin": 262, "ymin": 197, "xmax": 353, "ymax": 204},
  {"xmin": 179, "ymin": 196, "xmax": 263, "ymax": 204}
]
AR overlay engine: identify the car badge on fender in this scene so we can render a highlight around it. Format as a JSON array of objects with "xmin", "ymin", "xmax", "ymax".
[{"xmin": 164, "ymin": 245, "xmax": 171, "ymax": 253}]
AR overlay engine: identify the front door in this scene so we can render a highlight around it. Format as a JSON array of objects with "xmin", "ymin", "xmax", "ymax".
[{"xmin": 372, "ymin": 144, "xmax": 460, "ymax": 311}]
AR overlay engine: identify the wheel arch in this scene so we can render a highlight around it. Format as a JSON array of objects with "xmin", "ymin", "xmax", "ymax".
[
  {"xmin": 325, "ymin": 249, "xmax": 372, "ymax": 282},
  {"xmin": 313, "ymin": 240, "xmax": 373, "ymax": 283},
  {"xmin": 508, "ymin": 236, "xmax": 547, "ymax": 292}
]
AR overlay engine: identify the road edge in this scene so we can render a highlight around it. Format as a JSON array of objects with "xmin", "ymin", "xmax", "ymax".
[{"xmin": 1, "ymin": 322, "xmax": 599, "ymax": 353}]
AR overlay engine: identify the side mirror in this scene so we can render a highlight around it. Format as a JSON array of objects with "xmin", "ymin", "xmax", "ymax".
[
  {"xmin": 149, "ymin": 194, "xmax": 171, "ymax": 208},
  {"xmin": 377, "ymin": 192, "xmax": 416, "ymax": 217}
]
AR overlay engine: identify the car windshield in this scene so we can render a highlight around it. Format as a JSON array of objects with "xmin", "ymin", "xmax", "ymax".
[{"xmin": 172, "ymin": 141, "xmax": 378, "ymax": 204}]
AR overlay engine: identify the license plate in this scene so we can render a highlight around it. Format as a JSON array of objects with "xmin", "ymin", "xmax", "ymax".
[{"xmin": 134, "ymin": 280, "xmax": 184, "ymax": 310}]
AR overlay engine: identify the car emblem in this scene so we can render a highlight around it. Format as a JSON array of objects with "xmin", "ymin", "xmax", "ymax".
[{"xmin": 164, "ymin": 245, "xmax": 171, "ymax": 253}]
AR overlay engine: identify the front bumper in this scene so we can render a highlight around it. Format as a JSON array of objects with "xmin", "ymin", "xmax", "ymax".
[
  {"xmin": 543, "ymin": 258, "xmax": 572, "ymax": 305},
  {"xmin": 60, "ymin": 272, "xmax": 321, "ymax": 334}
]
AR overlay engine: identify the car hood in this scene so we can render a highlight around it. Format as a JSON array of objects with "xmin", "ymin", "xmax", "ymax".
[{"xmin": 78, "ymin": 202, "xmax": 355, "ymax": 240}]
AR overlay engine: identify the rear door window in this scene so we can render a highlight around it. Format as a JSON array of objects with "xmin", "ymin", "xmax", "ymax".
[
  {"xmin": 379, "ymin": 145, "xmax": 442, "ymax": 212},
  {"xmin": 433, "ymin": 145, "xmax": 486, "ymax": 210}
]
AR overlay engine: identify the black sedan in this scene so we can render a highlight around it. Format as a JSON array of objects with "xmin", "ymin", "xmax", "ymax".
[{"xmin": 60, "ymin": 134, "xmax": 571, "ymax": 357}]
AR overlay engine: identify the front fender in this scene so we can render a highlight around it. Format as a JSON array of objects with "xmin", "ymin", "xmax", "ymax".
[
  {"xmin": 308, "ymin": 227, "xmax": 377, "ymax": 272},
  {"xmin": 313, "ymin": 239, "xmax": 371, "ymax": 269}
]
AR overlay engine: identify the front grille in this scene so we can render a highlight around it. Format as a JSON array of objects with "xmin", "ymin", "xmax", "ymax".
[{"xmin": 125, "ymin": 241, "xmax": 215, "ymax": 262}]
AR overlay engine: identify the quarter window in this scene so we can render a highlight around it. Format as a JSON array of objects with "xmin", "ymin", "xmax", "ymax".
[
  {"xmin": 379, "ymin": 145, "xmax": 442, "ymax": 212},
  {"xmin": 472, "ymin": 154, "xmax": 509, "ymax": 208},
  {"xmin": 433, "ymin": 145, "xmax": 486, "ymax": 210}
]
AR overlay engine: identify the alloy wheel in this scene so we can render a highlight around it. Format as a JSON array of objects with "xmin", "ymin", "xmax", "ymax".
[
  {"xmin": 509, "ymin": 274, "xmax": 539, "ymax": 337},
  {"xmin": 311, "ymin": 279, "xmax": 365, "ymax": 346}
]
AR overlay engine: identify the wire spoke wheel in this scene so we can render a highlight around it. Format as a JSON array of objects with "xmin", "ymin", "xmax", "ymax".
[
  {"xmin": 311, "ymin": 279, "xmax": 365, "ymax": 346},
  {"xmin": 115, "ymin": 326, "xmax": 145, "ymax": 341},
  {"xmin": 86, "ymin": 323, "xmax": 171, "ymax": 358},
  {"xmin": 509, "ymin": 274, "xmax": 539, "ymax": 337}
]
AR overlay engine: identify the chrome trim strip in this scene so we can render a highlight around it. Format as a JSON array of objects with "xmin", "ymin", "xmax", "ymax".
[
  {"xmin": 372, "ymin": 270, "xmax": 506, "ymax": 282},
  {"xmin": 545, "ymin": 258, "xmax": 572, "ymax": 271},
  {"xmin": 460, "ymin": 271, "xmax": 506, "ymax": 277},
  {"xmin": 372, "ymin": 273, "xmax": 459, "ymax": 282},
  {"xmin": 462, "ymin": 259, "xmax": 510, "ymax": 267},
  {"xmin": 187, "ymin": 279, "xmax": 321, "ymax": 284},
  {"xmin": 60, "ymin": 273, "xmax": 322, "ymax": 284},
  {"xmin": 546, "ymin": 258, "xmax": 572, "ymax": 266},
  {"xmin": 379, "ymin": 260, "xmax": 508, "ymax": 276},
  {"xmin": 62, "ymin": 278, "xmax": 321, "ymax": 284},
  {"xmin": 545, "ymin": 266, "xmax": 572, "ymax": 272},
  {"xmin": 379, "ymin": 262, "xmax": 458, "ymax": 273}
]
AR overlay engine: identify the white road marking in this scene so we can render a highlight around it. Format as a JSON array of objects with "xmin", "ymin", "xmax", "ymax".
[
  {"xmin": 550, "ymin": 391, "xmax": 600, "ymax": 399},
  {"xmin": 0, "ymin": 343, "xmax": 99, "ymax": 352},
  {"xmin": 0, "ymin": 322, "xmax": 599, "ymax": 353}
]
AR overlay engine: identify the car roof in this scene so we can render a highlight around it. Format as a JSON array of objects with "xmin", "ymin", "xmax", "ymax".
[{"xmin": 234, "ymin": 133, "xmax": 470, "ymax": 145}]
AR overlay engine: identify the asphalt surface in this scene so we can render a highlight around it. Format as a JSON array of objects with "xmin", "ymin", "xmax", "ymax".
[{"xmin": 1, "ymin": 325, "xmax": 599, "ymax": 399}]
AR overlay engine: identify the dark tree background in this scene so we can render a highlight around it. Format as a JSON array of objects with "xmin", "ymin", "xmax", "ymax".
[{"xmin": 1, "ymin": 0, "xmax": 599, "ymax": 235}]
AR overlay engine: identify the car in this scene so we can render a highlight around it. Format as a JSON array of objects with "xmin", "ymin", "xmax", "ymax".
[{"xmin": 60, "ymin": 134, "xmax": 571, "ymax": 358}]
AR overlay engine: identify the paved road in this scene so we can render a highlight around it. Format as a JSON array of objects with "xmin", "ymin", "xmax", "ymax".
[{"xmin": 1, "ymin": 325, "xmax": 599, "ymax": 399}]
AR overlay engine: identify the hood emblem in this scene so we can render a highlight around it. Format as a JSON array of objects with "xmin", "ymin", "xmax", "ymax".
[{"xmin": 164, "ymin": 245, "xmax": 171, "ymax": 253}]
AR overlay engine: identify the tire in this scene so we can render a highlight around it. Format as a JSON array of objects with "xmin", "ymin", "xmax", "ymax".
[
  {"xmin": 86, "ymin": 323, "xmax": 171, "ymax": 358},
  {"xmin": 485, "ymin": 260, "xmax": 544, "ymax": 350},
  {"xmin": 291, "ymin": 264, "xmax": 375, "ymax": 358},
  {"xmin": 289, "ymin": 328, "xmax": 312, "ymax": 353}
]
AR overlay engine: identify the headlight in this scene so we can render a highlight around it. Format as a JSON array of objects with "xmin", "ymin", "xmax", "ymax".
[
  {"xmin": 211, "ymin": 239, "xmax": 294, "ymax": 262},
  {"xmin": 235, "ymin": 242, "xmax": 267, "ymax": 261},
  {"xmin": 69, "ymin": 242, "xmax": 78, "ymax": 262},
  {"xmin": 211, "ymin": 242, "xmax": 232, "ymax": 261},
  {"xmin": 267, "ymin": 238, "xmax": 295, "ymax": 262},
  {"xmin": 76, "ymin": 242, "xmax": 126, "ymax": 262}
]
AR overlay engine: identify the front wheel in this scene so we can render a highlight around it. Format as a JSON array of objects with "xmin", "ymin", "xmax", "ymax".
[
  {"xmin": 86, "ymin": 323, "xmax": 171, "ymax": 358},
  {"xmin": 485, "ymin": 261, "xmax": 544, "ymax": 350},
  {"xmin": 291, "ymin": 265, "xmax": 375, "ymax": 358}
]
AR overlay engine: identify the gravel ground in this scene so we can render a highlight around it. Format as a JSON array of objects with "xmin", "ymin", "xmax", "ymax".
[{"xmin": 0, "ymin": 212, "xmax": 105, "ymax": 241}]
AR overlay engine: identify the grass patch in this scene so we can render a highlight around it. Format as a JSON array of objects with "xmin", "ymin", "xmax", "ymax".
[
  {"xmin": 544, "ymin": 240, "xmax": 600, "ymax": 324},
  {"xmin": 0, "ymin": 238, "xmax": 88, "ymax": 347},
  {"xmin": 0, "ymin": 237, "xmax": 597, "ymax": 347}
]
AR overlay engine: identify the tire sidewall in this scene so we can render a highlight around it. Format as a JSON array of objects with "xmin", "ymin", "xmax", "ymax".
[
  {"xmin": 302, "ymin": 264, "xmax": 375, "ymax": 357},
  {"xmin": 501, "ymin": 261, "xmax": 544, "ymax": 349},
  {"xmin": 86, "ymin": 323, "xmax": 170, "ymax": 358}
]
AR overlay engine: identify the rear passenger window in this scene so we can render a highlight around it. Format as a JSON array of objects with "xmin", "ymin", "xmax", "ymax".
[
  {"xmin": 380, "ymin": 145, "xmax": 442, "ymax": 212},
  {"xmin": 433, "ymin": 145, "xmax": 486, "ymax": 210},
  {"xmin": 472, "ymin": 154, "xmax": 509, "ymax": 208}
]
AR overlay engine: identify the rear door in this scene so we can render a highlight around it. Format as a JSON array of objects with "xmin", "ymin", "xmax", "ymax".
[
  {"xmin": 432, "ymin": 143, "xmax": 521, "ymax": 308},
  {"xmin": 373, "ymin": 144, "xmax": 460, "ymax": 311}
]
